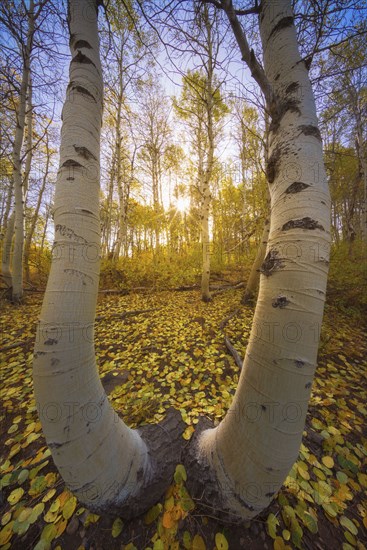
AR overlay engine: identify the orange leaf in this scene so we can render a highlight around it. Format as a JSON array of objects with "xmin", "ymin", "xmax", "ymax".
[{"xmin": 162, "ymin": 511, "xmax": 175, "ymax": 529}]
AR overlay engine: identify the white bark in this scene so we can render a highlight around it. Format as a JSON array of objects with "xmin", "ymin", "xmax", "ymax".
[
  {"xmin": 12, "ymin": 2, "xmax": 34, "ymax": 302},
  {"xmin": 33, "ymin": 0, "xmax": 158, "ymax": 513},
  {"xmin": 200, "ymin": 7, "xmax": 216, "ymax": 302},
  {"xmin": 242, "ymin": 216, "xmax": 270, "ymax": 304},
  {"xmin": 24, "ymin": 131, "xmax": 48, "ymax": 283},
  {"xmin": 196, "ymin": 0, "xmax": 331, "ymax": 519},
  {"xmin": 1, "ymin": 212, "xmax": 15, "ymax": 289}
]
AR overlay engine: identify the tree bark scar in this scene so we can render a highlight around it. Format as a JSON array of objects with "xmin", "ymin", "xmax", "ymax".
[
  {"xmin": 260, "ymin": 250, "xmax": 284, "ymax": 276},
  {"xmin": 44, "ymin": 338, "xmax": 58, "ymax": 345},
  {"xmin": 266, "ymin": 146, "xmax": 281, "ymax": 183},
  {"xmin": 55, "ymin": 224, "xmax": 87, "ymax": 243},
  {"xmin": 295, "ymin": 360, "xmax": 305, "ymax": 368},
  {"xmin": 286, "ymin": 82, "xmax": 299, "ymax": 94},
  {"xmin": 72, "ymin": 51, "xmax": 96, "ymax": 68},
  {"xmin": 285, "ymin": 182, "xmax": 310, "ymax": 194},
  {"xmin": 282, "ymin": 217, "xmax": 324, "ymax": 231},
  {"xmin": 298, "ymin": 124, "xmax": 322, "ymax": 141},
  {"xmin": 73, "ymin": 145, "xmax": 97, "ymax": 160},
  {"xmin": 268, "ymin": 16, "xmax": 294, "ymax": 40},
  {"xmin": 48, "ymin": 441, "xmax": 63, "ymax": 449},
  {"xmin": 74, "ymin": 40, "xmax": 92, "ymax": 49},
  {"xmin": 68, "ymin": 83, "xmax": 96, "ymax": 101},
  {"xmin": 62, "ymin": 159, "xmax": 83, "ymax": 168},
  {"xmin": 272, "ymin": 295, "xmax": 290, "ymax": 308},
  {"xmin": 270, "ymin": 99, "xmax": 301, "ymax": 133}
]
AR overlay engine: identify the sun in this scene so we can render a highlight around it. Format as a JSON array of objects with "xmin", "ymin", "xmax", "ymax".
[{"xmin": 175, "ymin": 196, "xmax": 190, "ymax": 213}]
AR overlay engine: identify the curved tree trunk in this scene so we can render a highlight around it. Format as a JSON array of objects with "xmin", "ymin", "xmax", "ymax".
[
  {"xmin": 33, "ymin": 0, "xmax": 183, "ymax": 516},
  {"xmin": 241, "ymin": 215, "xmax": 270, "ymax": 304},
  {"xmin": 190, "ymin": 0, "xmax": 331, "ymax": 520}
]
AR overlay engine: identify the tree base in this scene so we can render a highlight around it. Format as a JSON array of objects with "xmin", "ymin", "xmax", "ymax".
[
  {"xmin": 183, "ymin": 416, "xmax": 243, "ymax": 524},
  {"xmin": 241, "ymin": 290, "xmax": 256, "ymax": 305},
  {"xmin": 106, "ymin": 407, "xmax": 185, "ymax": 519}
]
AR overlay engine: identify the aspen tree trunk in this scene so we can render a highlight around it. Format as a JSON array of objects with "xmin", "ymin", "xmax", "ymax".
[
  {"xmin": 362, "ymin": 165, "xmax": 367, "ymax": 242},
  {"xmin": 354, "ymin": 104, "xmax": 367, "ymax": 242},
  {"xmin": 242, "ymin": 178, "xmax": 270, "ymax": 304},
  {"xmin": 1, "ymin": 212, "xmax": 15, "ymax": 289},
  {"xmin": 12, "ymin": 3, "xmax": 34, "ymax": 301},
  {"xmin": 200, "ymin": 9, "xmax": 215, "ymax": 302},
  {"xmin": 33, "ymin": 0, "xmax": 182, "ymax": 516},
  {"xmin": 0, "ymin": 181, "xmax": 14, "ymax": 242},
  {"xmin": 113, "ymin": 85, "xmax": 124, "ymax": 260},
  {"xmin": 24, "ymin": 134, "xmax": 49, "ymax": 283},
  {"xmin": 242, "ymin": 216, "xmax": 269, "ymax": 304},
  {"xmin": 190, "ymin": 0, "xmax": 331, "ymax": 520},
  {"xmin": 23, "ymin": 80, "xmax": 33, "ymax": 200}
]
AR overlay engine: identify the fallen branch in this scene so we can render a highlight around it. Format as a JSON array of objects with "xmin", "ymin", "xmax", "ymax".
[
  {"xmin": 211, "ymin": 281, "xmax": 245, "ymax": 297},
  {"xmin": 224, "ymin": 336, "xmax": 243, "ymax": 369},
  {"xmin": 95, "ymin": 308, "xmax": 160, "ymax": 322},
  {"xmin": 0, "ymin": 337, "xmax": 35, "ymax": 352},
  {"xmin": 219, "ymin": 308, "xmax": 240, "ymax": 331}
]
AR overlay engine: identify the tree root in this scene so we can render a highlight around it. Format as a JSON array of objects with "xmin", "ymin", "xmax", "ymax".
[{"xmin": 105, "ymin": 407, "xmax": 185, "ymax": 519}]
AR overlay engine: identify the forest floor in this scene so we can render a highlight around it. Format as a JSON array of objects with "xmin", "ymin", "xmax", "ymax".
[{"xmin": 1, "ymin": 264, "xmax": 367, "ymax": 550}]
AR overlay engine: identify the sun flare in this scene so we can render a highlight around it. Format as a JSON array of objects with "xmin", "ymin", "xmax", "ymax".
[{"xmin": 175, "ymin": 196, "xmax": 190, "ymax": 213}]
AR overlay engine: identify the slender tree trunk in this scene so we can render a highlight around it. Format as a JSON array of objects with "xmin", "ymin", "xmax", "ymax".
[
  {"xmin": 243, "ymin": 122, "xmax": 270, "ymax": 305},
  {"xmin": 200, "ymin": 10, "xmax": 215, "ymax": 302},
  {"xmin": 354, "ymin": 104, "xmax": 367, "ymax": 242},
  {"xmin": 33, "ymin": 0, "xmax": 182, "ymax": 516},
  {"xmin": 201, "ymin": 189, "xmax": 212, "ymax": 301},
  {"xmin": 1, "ymin": 212, "xmax": 15, "ymax": 289},
  {"xmin": 24, "ymin": 136, "xmax": 49, "ymax": 283},
  {"xmin": 153, "ymin": 153, "xmax": 160, "ymax": 251},
  {"xmin": 362, "ymin": 164, "xmax": 367, "ymax": 242},
  {"xmin": 12, "ymin": 2, "xmax": 34, "ymax": 302},
  {"xmin": 242, "ymin": 216, "xmax": 270, "ymax": 304},
  {"xmin": 0, "ymin": 181, "xmax": 14, "ymax": 242},
  {"xmin": 23, "ymin": 79, "xmax": 33, "ymax": 200},
  {"xmin": 113, "ymin": 91, "xmax": 123, "ymax": 261},
  {"xmin": 190, "ymin": 0, "xmax": 331, "ymax": 520},
  {"xmin": 39, "ymin": 208, "xmax": 49, "ymax": 257}
]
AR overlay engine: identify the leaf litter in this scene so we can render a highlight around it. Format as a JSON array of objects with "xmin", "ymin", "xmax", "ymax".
[{"xmin": 0, "ymin": 289, "xmax": 366, "ymax": 549}]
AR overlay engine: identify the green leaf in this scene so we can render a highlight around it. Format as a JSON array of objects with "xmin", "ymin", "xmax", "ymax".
[
  {"xmin": 340, "ymin": 516, "xmax": 358, "ymax": 535},
  {"xmin": 144, "ymin": 504, "xmax": 162, "ymax": 525},
  {"xmin": 215, "ymin": 533, "xmax": 228, "ymax": 550},
  {"xmin": 290, "ymin": 517, "xmax": 303, "ymax": 548},
  {"xmin": 62, "ymin": 495, "xmax": 77, "ymax": 520},
  {"xmin": 302, "ymin": 511, "xmax": 318, "ymax": 534},
  {"xmin": 17, "ymin": 469, "xmax": 29, "ymax": 484},
  {"xmin": 111, "ymin": 517, "xmax": 124, "ymax": 538},
  {"xmin": 7, "ymin": 487, "xmax": 24, "ymax": 504},
  {"xmin": 183, "ymin": 530, "xmax": 191, "ymax": 549},
  {"xmin": 174, "ymin": 464, "xmax": 187, "ymax": 484},
  {"xmin": 192, "ymin": 534, "xmax": 206, "ymax": 550},
  {"xmin": 336, "ymin": 471, "xmax": 349, "ymax": 484},
  {"xmin": 266, "ymin": 513, "xmax": 279, "ymax": 539}
]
